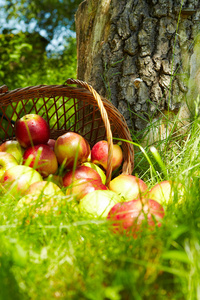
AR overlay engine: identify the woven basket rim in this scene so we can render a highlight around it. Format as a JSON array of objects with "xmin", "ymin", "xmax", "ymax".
[{"xmin": 0, "ymin": 79, "xmax": 134, "ymax": 182}]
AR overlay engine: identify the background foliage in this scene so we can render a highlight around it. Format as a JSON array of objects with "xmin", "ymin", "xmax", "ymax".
[
  {"xmin": 0, "ymin": 0, "xmax": 82, "ymax": 90},
  {"xmin": 0, "ymin": 32, "xmax": 77, "ymax": 89},
  {"xmin": 2, "ymin": 0, "xmax": 82, "ymax": 39}
]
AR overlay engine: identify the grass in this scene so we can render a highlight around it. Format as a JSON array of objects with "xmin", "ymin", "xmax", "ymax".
[{"xmin": 1, "ymin": 111, "xmax": 200, "ymax": 300}]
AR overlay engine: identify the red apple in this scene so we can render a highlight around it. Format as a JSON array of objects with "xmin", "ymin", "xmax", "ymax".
[
  {"xmin": 107, "ymin": 198, "xmax": 165, "ymax": 237},
  {"xmin": 147, "ymin": 180, "xmax": 185, "ymax": 204},
  {"xmin": 0, "ymin": 152, "xmax": 19, "ymax": 179},
  {"xmin": 109, "ymin": 174, "xmax": 148, "ymax": 201},
  {"xmin": 82, "ymin": 162, "xmax": 106, "ymax": 184},
  {"xmin": 15, "ymin": 114, "xmax": 50, "ymax": 148},
  {"xmin": 23, "ymin": 144, "xmax": 58, "ymax": 177},
  {"xmin": 63, "ymin": 165, "xmax": 103, "ymax": 187},
  {"xmin": 1, "ymin": 165, "xmax": 43, "ymax": 195},
  {"xmin": 91, "ymin": 140, "xmax": 123, "ymax": 171},
  {"xmin": 66, "ymin": 178, "xmax": 108, "ymax": 200},
  {"xmin": 47, "ymin": 138, "xmax": 56, "ymax": 151},
  {"xmin": 0, "ymin": 140, "xmax": 24, "ymax": 164},
  {"xmin": 54, "ymin": 132, "xmax": 91, "ymax": 169}
]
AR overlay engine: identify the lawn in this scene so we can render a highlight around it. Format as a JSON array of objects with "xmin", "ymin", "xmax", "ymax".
[{"xmin": 0, "ymin": 107, "xmax": 200, "ymax": 300}]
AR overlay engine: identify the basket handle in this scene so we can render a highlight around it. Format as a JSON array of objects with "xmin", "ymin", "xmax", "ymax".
[
  {"xmin": 0, "ymin": 85, "xmax": 8, "ymax": 94},
  {"xmin": 66, "ymin": 78, "xmax": 113, "ymax": 185}
]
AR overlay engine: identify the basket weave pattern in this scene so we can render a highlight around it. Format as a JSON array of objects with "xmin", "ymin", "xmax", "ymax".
[{"xmin": 0, "ymin": 79, "xmax": 134, "ymax": 184}]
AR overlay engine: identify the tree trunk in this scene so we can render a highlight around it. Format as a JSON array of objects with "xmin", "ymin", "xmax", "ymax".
[{"xmin": 75, "ymin": 0, "xmax": 200, "ymax": 142}]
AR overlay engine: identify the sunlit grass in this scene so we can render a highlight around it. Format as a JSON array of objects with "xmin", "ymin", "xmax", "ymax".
[{"xmin": 1, "ymin": 113, "xmax": 200, "ymax": 299}]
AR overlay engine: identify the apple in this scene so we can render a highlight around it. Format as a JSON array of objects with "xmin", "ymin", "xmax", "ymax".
[
  {"xmin": 79, "ymin": 190, "xmax": 123, "ymax": 218},
  {"xmin": 109, "ymin": 174, "xmax": 148, "ymax": 201},
  {"xmin": 147, "ymin": 180, "xmax": 185, "ymax": 204},
  {"xmin": 0, "ymin": 140, "xmax": 24, "ymax": 164},
  {"xmin": 23, "ymin": 144, "xmax": 58, "ymax": 177},
  {"xmin": 91, "ymin": 140, "xmax": 123, "ymax": 171},
  {"xmin": 0, "ymin": 152, "xmax": 18, "ymax": 179},
  {"xmin": 1, "ymin": 165, "xmax": 43, "ymax": 195},
  {"xmin": 17, "ymin": 193, "xmax": 66, "ymax": 216},
  {"xmin": 47, "ymin": 138, "xmax": 56, "ymax": 151},
  {"xmin": 25, "ymin": 180, "xmax": 65, "ymax": 197},
  {"xmin": 17, "ymin": 182, "xmax": 67, "ymax": 216},
  {"xmin": 63, "ymin": 165, "xmax": 103, "ymax": 187},
  {"xmin": 82, "ymin": 162, "xmax": 106, "ymax": 184},
  {"xmin": 66, "ymin": 178, "xmax": 108, "ymax": 200},
  {"xmin": 107, "ymin": 198, "xmax": 165, "ymax": 237},
  {"xmin": 54, "ymin": 132, "xmax": 91, "ymax": 169},
  {"xmin": 14, "ymin": 114, "xmax": 50, "ymax": 148}
]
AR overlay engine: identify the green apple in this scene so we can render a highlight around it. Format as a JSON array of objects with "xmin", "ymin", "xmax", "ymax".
[
  {"xmin": 79, "ymin": 190, "xmax": 123, "ymax": 218},
  {"xmin": 0, "ymin": 152, "xmax": 19, "ymax": 179},
  {"xmin": 147, "ymin": 180, "xmax": 185, "ymax": 204},
  {"xmin": 0, "ymin": 140, "xmax": 24, "ymax": 164},
  {"xmin": 17, "ymin": 194, "xmax": 63, "ymax": 216},
  {"xmin": 17, "ymin": 183, "xmax": 67, "ymax": 216},
  {"xmin": 82, "ymin": 162, "xmax": 106, "ymax": 184},
  {"xmin": 1, "ymin": 165, "xmax": 43, "ymax": 196}
]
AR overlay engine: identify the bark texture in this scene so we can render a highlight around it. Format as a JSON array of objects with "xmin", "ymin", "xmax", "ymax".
[{"xmin": 76, "ymin": 0, "xmax": 200, "ymax": 139}]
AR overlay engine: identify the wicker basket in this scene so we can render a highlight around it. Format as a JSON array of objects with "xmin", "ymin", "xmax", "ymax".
[{"xmin": 0, "ymin": 79, "xmax": 134, "ymax": 184}]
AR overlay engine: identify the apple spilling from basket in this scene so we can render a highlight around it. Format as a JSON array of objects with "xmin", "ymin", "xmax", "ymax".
[{"xmin": 0, "ymin": 113, "xmax": 184, "ymax": 237}]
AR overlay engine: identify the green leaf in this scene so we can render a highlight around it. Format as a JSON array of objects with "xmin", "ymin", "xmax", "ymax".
[
  {"xmin": 16, "ymin": 43, "xmax": 32, "ymax": 51},
  {"xmin": 162, "ymin": 250, "xmax": 190, "ymax": 264}
]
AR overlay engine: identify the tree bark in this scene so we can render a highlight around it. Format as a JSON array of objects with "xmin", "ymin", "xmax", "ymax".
[{"xmin": 75, "ymin": 0, "xmax": 200, "ymax": 141}]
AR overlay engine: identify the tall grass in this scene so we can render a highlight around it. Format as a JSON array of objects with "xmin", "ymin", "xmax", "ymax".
[{"xmin": 1, "ymin": 111, "xmax": 200, "ymax": 299}]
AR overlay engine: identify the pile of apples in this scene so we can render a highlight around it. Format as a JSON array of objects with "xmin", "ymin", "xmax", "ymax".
[{"xmin": 0, "ymin": 113, "xmax": 181, "ymax": 237}]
